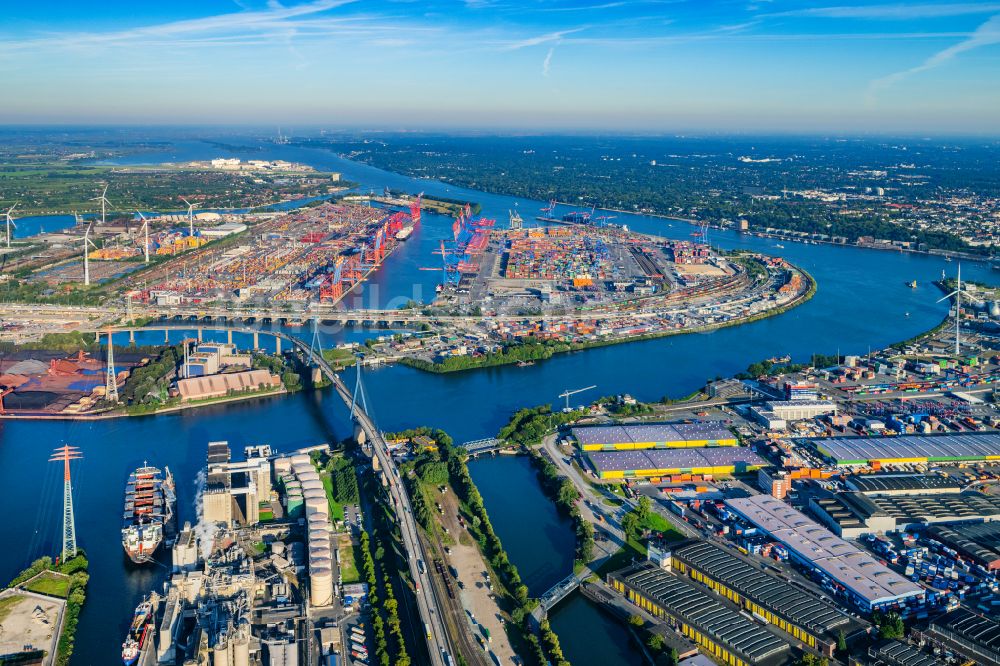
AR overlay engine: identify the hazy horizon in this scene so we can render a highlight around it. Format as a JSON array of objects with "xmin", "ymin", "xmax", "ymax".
[{"xmin": 3, "ymin": 1, "xmax": 1000, "ymax": 134}]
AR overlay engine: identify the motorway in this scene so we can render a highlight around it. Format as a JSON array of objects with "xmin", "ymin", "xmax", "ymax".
[{"xmin": 316, "ymin": 353, "xmax": 455, "ymax": 666}]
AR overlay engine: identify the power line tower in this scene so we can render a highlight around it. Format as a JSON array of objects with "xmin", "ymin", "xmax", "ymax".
[
  {"xmin": 49, "ymin": 445, "xmax": 82, "ymax": 562},
  {"xmin": 350, "ymin": 357, "xmax": 369, "ymax": 420},
  {"xmin": 105, "ymin": 330, "xmax": 119, "ymax": 403}
]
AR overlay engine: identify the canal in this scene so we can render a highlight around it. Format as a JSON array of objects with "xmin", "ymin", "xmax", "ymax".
[{"xmin": 2, "ymin": 136, "xmax": 999, "ymax": 663}]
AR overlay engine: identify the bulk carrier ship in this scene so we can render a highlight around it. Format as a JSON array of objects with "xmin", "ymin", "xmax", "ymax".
[
  {"xmin": 121, "ymin": 465, "xmax": 175, "ymax": 564},
  {"xmin": 121, "ymin": 597, "xmax": 154, "ymax": 665}
]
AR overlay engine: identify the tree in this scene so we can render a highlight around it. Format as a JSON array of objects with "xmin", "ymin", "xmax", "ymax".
[
  {"xmin": 628, "ymin": 614, "xmax": 644, "ymax": 628},
  {"xmin": 836, "ymin": 629, "xmax": 847, "ymax": 653},
  {"xmin": 648, "ymin": 633, "xmax": 665, "ymax": 652},
  {"xmin": 637, "ymin": 495, "xmax": 651, "ymax": 520},
  {"xmin": 621, "ymin": 511, "xmax": 639, "ymax": 537}
]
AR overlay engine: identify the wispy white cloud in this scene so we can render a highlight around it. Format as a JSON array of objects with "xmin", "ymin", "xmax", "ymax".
[
  {"xmin": 870, "ymin": 13, "xmax": 1000, "ymax": 92},
  {"xmin": 772, "ymin": 2, "xmax": 1000, "ymax": 19},
  {"xmin": 0, "ymin": 0, "xmax": 363, "ymax": 51},
  {"xmin": 500, "ymin": 27, "xmax": 585, "ymax": 50},
  {"xmin": 542, "ymin": 46, "xmax": 555, "ymax": 76}
]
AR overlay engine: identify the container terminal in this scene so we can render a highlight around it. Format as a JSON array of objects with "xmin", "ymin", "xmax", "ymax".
[{"xmin": 125, "ymin": 198, "xmax": 420, "ymax": 307}]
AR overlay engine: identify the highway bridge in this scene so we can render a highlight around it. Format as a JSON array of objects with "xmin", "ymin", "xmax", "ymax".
[
  {"xmin": 297, "ymin": 338, "xmax": 456, "ymax": 666},
  {"xmin": 136, "ymin": 322, "xmax": 458, "ymax": 665}
]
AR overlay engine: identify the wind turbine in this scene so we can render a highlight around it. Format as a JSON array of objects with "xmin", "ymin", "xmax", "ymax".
[
  {"xmin": 80, "ymin": 216, "xmax": 97, "ymax": 286},
  {"xmin": 91, "ymin": 184, "xmax": 112, "ymax": 225},
  {"xmin": 180, "ymin": 197, "xmax": 195, "ymax": 238},
  {"xmin": 937, "ymin": 263, "xmax": 970, "ymax": 356},
  {"xmin": 136, "ymin": 211, "xmax": 150, "ymax": 263},
  {"xmin": 4, "ymin": 203, "xmax": 17, "ymax": 248}
]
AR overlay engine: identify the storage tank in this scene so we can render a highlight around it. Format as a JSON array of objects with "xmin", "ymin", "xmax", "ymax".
[
  {"xmin": 301, "ymin": 478, "xmax": 324, "ymax": 492},
  {"xmin": 304, "ymin": 501, "xmax": 328, "ymax": 519},
  {"xmin": 232, "ymin": 630, "xmax": 250, "ymax": 666},
  {"xmin": 990, "ymin": 301, "xmax": 1000, "ymax": 318},
  {"xmin": 310, "ymin": 566, "xmax": 335, "ymax": 607},
  {"xmin": 290, "ymin": 453, "xmax": 311, "ymax": 466},
  {"xmin": 212, "ymin": 642, "xmax": 230, "ymax": 666}
]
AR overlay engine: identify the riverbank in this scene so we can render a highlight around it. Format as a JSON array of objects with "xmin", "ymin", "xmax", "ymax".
[
  {"xmin": 1, "ymin": 553, "xmax": 89, "ymax": 666},
  {"xmin": 400, "ymin": 265, "xmax": 817, "ymax": 375}
]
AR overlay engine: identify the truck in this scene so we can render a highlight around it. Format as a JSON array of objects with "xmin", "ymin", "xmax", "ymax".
[
  {"xmin": 425, "ymin": 623, "xmax": 432, "ymax": 640},
  {"xmin": 418, "ymin": 559, "xmax": 426, "ymax": 575}
]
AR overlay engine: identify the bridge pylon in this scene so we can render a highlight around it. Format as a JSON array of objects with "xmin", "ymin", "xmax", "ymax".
[
  {"xmin": 349, "ymin": 357, "xmax": 369, "ymax": 421},
  {"xmin": 309, "ymin": 317, "xmax": 323, "ymax": 364}
]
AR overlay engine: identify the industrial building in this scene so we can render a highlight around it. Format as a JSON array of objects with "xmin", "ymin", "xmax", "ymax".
[
  {"xmin": 203, "ymin": 441, "xmax": 271, "ymax": 527},
  {"xmin": 608, "ymin": 562, "xmax": 792, "ymax": 666},
  {"xmin": 572, "ymin": 422, "xmax": 737, "ymax": 452},
  {"xmin": 808, "ymin": 494, "xmax": 895, "ymax": 538},
  {"xmin": 862, "ymin": 641, "xmax": 941, "ymax": 666},
  {"xmin": 176, "ymin": 368, "xmax": 281, "ymax": 401},
  {"xmin": 811, "ymin": 489, "xmax": 1000, "ymax": 537},
  {"xmin": 669, "ymin": 540, "xmax": 867, "ymax": 657},
  {"xmin": 752, "ymin": 400, "xmax": 837, "ymax": 430},
  {"xmin": 844, "ymin": 474, "xmax": 964, "ymax": 496},
  {"xmin": 808, "ymin": 432, "xmax": 1000, "ymax": 466},
  {"xmin": 273, "ymin": 453, "xmax": 335, "ymax": 607},
  {"xmin": 926, "ymin": 522, "xmax": 1000, "ymax": 571},
  {"xmin": 725, "ymin": 495, "xmax": 923, "ymax": 611},
  {"xmin": 920, "ymin": 608, "xmax": 1000, "ymax": 666},
  {"xmin": 586, "ymin": 446, "xmax": 767, "ymax": 480}
]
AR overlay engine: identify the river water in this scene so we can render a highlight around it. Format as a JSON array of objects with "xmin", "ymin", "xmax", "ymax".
[{"xmin": 3, "ymin": 136, "xmax": 998, "ymax": 664}]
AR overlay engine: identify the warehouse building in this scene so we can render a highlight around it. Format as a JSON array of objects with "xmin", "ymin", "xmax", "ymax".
[
  {"xmin": 670, "ymin": 541, "xmax": 867, "ymax": 657},
  {"xmin": 844, "ymin": 474, "xmax": 964, "ymax": 496},
  {"xmin": 766, "ymin": 400, "xmax": 837, "ymax": 421},
  {"xmin": 608, "ymin": 562, "xmax": 791, "ymax": 666},
  {"xmin": 725, "ymin": 495, "xmax": 923, "ymax": 612},
  {"xmin": 808, "ymin": 432, "xmax": 1000, "ymax": 466},
  {"xmin": 586, "ymin": 446, "xmax": 767, "ymax": 480},
  {"xmin": 920, "ymin": 608, "xmax": 1000, "ymax": 666},
  {"xmin": 810, "ymin": 491, "xmax": 1000, "ymax": 537},
  {"xmin": 572, "ymin": 422, "xmax": 737, "ymax": 452},
  {"xmin": 808, "ymin": 494, "xmax": 895, "ymax": 538},
  {"xmin": 926, "ymin": 522, "xmax": 1000, "ymax": 571},
  {"xmin": 176, "ymin": 369, "xmax": 281, "ymax": 401},
  {"xmin": 862, "ymin": 641, "xmax": 941, "ymax": 666}
]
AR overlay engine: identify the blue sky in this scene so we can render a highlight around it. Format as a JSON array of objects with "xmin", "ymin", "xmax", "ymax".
[{"xmin": 2, "ymin": 1, "xmax": 999, "ymax": 133}]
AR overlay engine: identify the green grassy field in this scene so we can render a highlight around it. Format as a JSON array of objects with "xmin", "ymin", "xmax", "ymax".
[
  {"xmin": 338, "ymin": 539, "xmax": 360, "ymax": 584},
  {"xmin": 0, "ymin": 162, "xmax": 342, "ymax": 215},
  {"xmin": 320, "ymin": 471, "xmax": 347, "ymax": 523},
  {"xmin": 25, "ymin": 572, "xmax": 71, "ymax": 598}
]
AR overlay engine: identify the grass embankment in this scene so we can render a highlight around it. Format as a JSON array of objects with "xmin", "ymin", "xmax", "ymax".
[
  {"xmin": 358, "ymin": 473, "xmax": 414, "ymax": 666},
  {"xmin": 5, "ymin": 553, "xmax": 89, "ymax": 666},
  {"xmin": 25, "ymin": 572, "xmax": 72, "ymax": 598},
  {"xmin": 322, "ymin": 347, "xmax": 358, "ymax": 370},
  {"xmin": 400, "ymin": 263, "xmax": 817, "ymax": 375}
]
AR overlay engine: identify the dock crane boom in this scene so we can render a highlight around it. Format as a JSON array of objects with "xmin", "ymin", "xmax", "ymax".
[{"xmin": 559, "ymin": 385, "xmax": 596, "ymax": 411}]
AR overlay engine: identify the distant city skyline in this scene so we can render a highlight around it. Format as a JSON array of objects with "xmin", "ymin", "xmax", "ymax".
[{"xmin": 2, "ymin": 0, "xmax": 999, "ymax": 134}]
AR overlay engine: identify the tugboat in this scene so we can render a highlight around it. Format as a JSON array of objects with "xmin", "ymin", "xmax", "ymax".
[
  {"xmin": 121, "ymin": 597, "xmax": 154, "ymax": 665},
  {"xmin": 908, "ymin": 280, "xmax": 917, "ymax": 288},
  {"xmin": 121, "ymin": 465, "xmax": 175, "ymax": 564}
]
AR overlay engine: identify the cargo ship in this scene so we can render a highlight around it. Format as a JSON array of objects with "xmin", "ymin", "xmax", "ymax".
[
  {"xmin": 122, "ymin": 465, "xmax": 175, "ymax": 564},
  {"xmin": 121, "ymin": 597, "xmax": 154, "ymax": 665}
]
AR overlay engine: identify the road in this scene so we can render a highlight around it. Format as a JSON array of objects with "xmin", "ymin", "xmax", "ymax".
[
  {"xmin": 325, "ymin": 368, "xmax": 455, "ymax": 666},
  {"xmin": 539, "ymin": 433, "xmax": 701, "ymax": 544}
]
